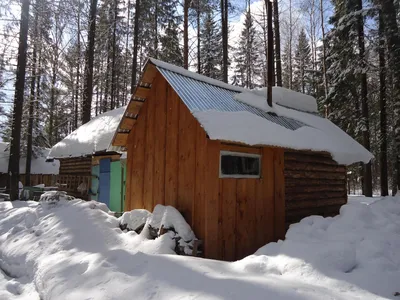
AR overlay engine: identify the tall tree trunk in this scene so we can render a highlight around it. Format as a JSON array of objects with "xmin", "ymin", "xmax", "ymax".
[
  {"xmin": 26, "ymin": 9, "xmax": 39, "ymax": 186},
  {"xmin": 197, "ymin": 0, "xmax": 201, "ymax": 74},
  {"xmin": 7, "ymin": 0, "xmax": 30, "ymax": 200},
  {"xmin": 379, "ymin": 11, "xmax": 388, "ymax": 196},
  {"xmin": 122, "ymin": 0, "xmax": 131, "ymax": 105},
  {"xmin": 110, "ymin": 0, "xmax": 118, "ymax": 110},
  {"xmin": 320, "ymin": 0, "xmax": 328, "ymax": 100},
  {"xmin": 35, "ymin": 43, "xmax": 42, "ymax": 130},
  {"xmin": 75, "ymin": 2, "xmax": 80, "ymax": 129},
  {"xmin": 154, "ymin": 0, "xmax": 158, "ymax": 58},
  {"xmin": 378, "ymin": 0, "xmax": 400, "ymax": 193},
  {"xmin": 356, "ymin": 0, "xmax": 372, "ymax": 196},
  {"xmin": 131, "ymin": 0, "xmax": 140, "ymax": 91},
  {"xmin": 49, "ymin": 53, "xmax": 57, "ymax": 146},
  {"xmin": 267, "ymin": 0, "xmax": 273, "ymax": 106},
  {"xmin": 183, "ymin": 0, "xmax": 190, "ymax": 69},
  {"xmin": 82, "ymin": 0, "xmax": 98, "ymax": 124},
  {"xmin": 273, "ymin": 0, "xmax": 282, "ymax": 86},
  {"xmin": 221, "ymin": 0, "xmax": 228, "ymax": 82},
  {"xmin": 288, "ymin": 0, "xmax": 293, "ymax": 89}
]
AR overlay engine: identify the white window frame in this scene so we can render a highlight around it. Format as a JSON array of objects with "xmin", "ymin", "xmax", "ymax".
[{"xmin": 219, "ymin": 151, "xmax": 261, "ymax": 179}]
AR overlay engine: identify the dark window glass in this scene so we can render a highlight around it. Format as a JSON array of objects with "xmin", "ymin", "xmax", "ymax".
[{"xmin": 220, "ymin": 153, "xmax": 260, "ymax": 177}]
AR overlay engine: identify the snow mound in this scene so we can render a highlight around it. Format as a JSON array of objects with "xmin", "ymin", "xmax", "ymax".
[
  {"xmin": 119, "ymin": 209, "xmax": 151, "ymax": 231},
  {"xmin": 1, "ymin": 196, "xmax": 399, "ymax": 299},
  {"xmin": 48, "ymin": 106, "xmax": 126, "ymax": 158},
  {"xmin": 236, "ymin": 196, "xmax": 400, "ymax": 299},
  {"xmin": 148, "ymin": 205, "xmax": 196, "ymax": 242}
]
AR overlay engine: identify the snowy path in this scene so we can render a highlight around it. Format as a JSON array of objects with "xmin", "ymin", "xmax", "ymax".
[{"xmin": 0, "ymin": 197, "xmax": 399, "ymax": 299}]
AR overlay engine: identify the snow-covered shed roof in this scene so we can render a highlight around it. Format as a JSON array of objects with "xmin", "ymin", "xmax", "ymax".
[
  {"xmin": 0, "ymin": 142, "xmax": 59, "ymax": 174},
  {"xmin": 113, "ymin": 58, "xmax": 373, "ymax": 165},
  {"xmin": 49, "ymin": 106, "xmax": 126, "ymax": 159}
]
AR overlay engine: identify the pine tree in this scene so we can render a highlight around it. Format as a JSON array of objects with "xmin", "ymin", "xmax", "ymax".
[
  {"xmin": 233, "ymin": 7, "xmax": 262, "ymax": 88},
  {"xmin": 199, "ymin": 11, "xmax": 222, "ymax": 79},
  {"xmin": 293, "ymin": 29, "xmax": 311, "ymax": 93},
  {"xmin": 159, "ymin": 20, "xmax": 183, "ymax": 66},
  {"xmin": 159, "ymin": 0, "xmax": 183, "ymax": 66}
]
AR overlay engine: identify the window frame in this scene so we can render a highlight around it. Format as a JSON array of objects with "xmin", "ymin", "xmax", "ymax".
[{"xmin": 219, "ymin": 150, "xmax": 261, "ymax": 179}]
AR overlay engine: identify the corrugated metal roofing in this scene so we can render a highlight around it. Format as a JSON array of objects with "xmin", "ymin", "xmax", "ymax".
[{"xmin": 157, "ymin": 67, "xmax": 305, "ymax": 131}]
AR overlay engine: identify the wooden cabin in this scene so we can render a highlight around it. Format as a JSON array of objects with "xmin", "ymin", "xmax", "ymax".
[
  {"xmin": 111, "ymin": 58, "xmax": 373, "ymax": 261},
  {"xmin": 49, "ymin": 107, "xmax": 126, "ymax": 211},
  {"xmin": 0, "ymin": 142, "xmax": 59, "ymax": 188}
]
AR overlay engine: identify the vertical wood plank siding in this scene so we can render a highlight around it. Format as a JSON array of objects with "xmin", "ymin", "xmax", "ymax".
[{"xmin": 284, "ymin": 150, "xmax": 347, "ymax": 227}]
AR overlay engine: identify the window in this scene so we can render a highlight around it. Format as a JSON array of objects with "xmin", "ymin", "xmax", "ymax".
[{"xmin": 219, "ymin": 151, "xmax": 261, "ymax": 178}]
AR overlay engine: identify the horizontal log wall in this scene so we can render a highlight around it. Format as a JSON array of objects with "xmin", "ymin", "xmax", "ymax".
[
  {"xmin": 284, "ymin": 150, "xmax": 347, "ymax": 227},
  {"xmin": 56, "ymin": 174, "xmax": 91, "ymax": 199},
  {"xmin": 58, "ymin": 157, "xmax": 93, "ymax": 200},
  {"xmin": 59, "ymin": 157, "xmax": 92, "ymax": 175}
]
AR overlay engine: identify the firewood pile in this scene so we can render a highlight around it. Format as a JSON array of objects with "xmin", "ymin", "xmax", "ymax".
[{"xmin": 119, "ymin": 205, "xmax": 202, "ymax": 256}]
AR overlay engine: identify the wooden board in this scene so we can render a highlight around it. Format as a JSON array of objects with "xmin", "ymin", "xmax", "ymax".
[
  {"xmin": 255, "ymin": 147, "xmax": 275, "ymax": 248},
  {"xmin": 135, "ymin": 86, "xmax": 151, "ymax": 99},
  {"xmin": 164, "ymin": 84, "xmax": 179, "ymax": 208},
  {"xmin": 220, "ymin": 143, "xmax": 261, "ymax": 155},
  {"xmin": 193, "ymin": 126, "xmax": 207, "ymax": 243},
  {"xmin": 177, "ymin": 100, "xmax": 196, "ymax": 225},
  {"xmin": 220, "ymin": 179, "xmax": 236, "ymax": 261},
  {"xmin": 142, "ymin": 77, "xmax": 156, "ymax": 211},
  {"xmin": 120, "ymin": 117, "xmax": 136, "ymax": 130},
  {"xmin": 129, "ymin": 99, "xmax": 148, "ymax": 210},
  {"xmin": 140, "ymin": 63, "xmax": 157, "ymax": 84},
  {"xmin": 113, "ymin": 133, "xmax": 129, "ymax": 147},
  {"xmin": 204, "ymin": 140, "xmax": 220, "ymax": 259},
  {"xmin": 153, "ymin": 76, "xmax": 167, "ymax": 206},
  {"xmin": 124, "ymin": 139, "xmax": 134, "ymax": 211}
]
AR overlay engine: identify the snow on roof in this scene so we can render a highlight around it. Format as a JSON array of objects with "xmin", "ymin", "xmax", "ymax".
[
  {"xmin": 147, "ymin": 59, "xmax": 372, "ymax": 165},
  {"xmin": 0, "ymin": 142, "xmax": 59, "ymax": 174},
  {"xmin": 49, "ymin": 106, "xmax": 126, "ymax": 158},
  {"xmin": 194, "ymin": 88, "xmax": 373, "ymax": 165},
  {"xmin": 236, "ymin": 87, "xmax": 319, "ymax": 113}
]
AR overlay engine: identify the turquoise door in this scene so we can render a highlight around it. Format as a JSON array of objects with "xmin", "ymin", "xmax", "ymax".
[{"xmin": 99, "ymin": 158, "xmax": 111, "ymax": 207}]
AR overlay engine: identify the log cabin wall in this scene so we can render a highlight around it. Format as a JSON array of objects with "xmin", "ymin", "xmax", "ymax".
[
  {"xmin": 57, "ymin": 156, "xmax": 92, "ymax": 199},
  {"xmin": 125, "ymin": 72, "xmax": 286, "ymax": 261},
  {"xmin": 284, "ymin": 150, "xmax": 347, "ymax": 227}
]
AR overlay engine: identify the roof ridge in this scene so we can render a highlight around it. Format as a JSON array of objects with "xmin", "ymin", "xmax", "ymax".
[{"xmin": 149, "ymin": 58, "xmax": 245, "ymax": 93}]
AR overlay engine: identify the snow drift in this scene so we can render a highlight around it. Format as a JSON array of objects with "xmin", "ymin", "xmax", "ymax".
[{"xmin": 0, "ymin": 196, "xmax": 399, "ymax": 299}]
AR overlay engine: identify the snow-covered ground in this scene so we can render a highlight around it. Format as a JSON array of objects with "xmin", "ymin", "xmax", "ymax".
[{"xmin": 0, "ymin": 195, "xmax": 399, "ymax": 299}]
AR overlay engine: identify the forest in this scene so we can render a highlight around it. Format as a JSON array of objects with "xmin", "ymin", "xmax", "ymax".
[{"xmin": 0, "ymin": 0, "xmax": 400, "ymax": 199}]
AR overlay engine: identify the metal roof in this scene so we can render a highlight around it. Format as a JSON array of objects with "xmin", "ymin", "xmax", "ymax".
[{"xmin": 157, "ymin": 67, "xmax": 305, "ymax": 131}]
